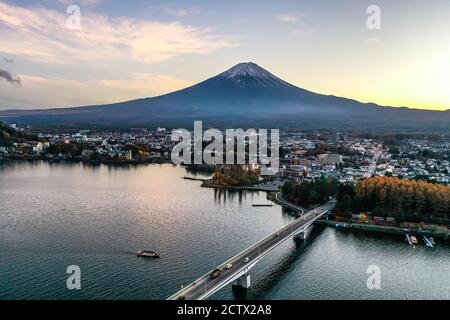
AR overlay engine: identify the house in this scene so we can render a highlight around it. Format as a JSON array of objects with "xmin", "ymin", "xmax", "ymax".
[
  {"xmin": 108, "ymin": 149, "xmax": 133, "ymax": 160},
  {"xmin": 31, "ymin": 142, "xmax": 44, "ymax": 153},
  {"xmin": 316, "ymin": 153, "xmax": 342, "ymax": 165},
  {"xmin": 82, "ymin": 149, "xmax": 94, "ymax": 158},
  {"xmin": 290, "ymin": 158, "xmax": 313, "ymax": 167}
]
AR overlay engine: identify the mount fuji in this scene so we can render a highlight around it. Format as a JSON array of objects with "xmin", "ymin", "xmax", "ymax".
[{"xmin": 0, "ymin": 62, "xmax": 449, "ymax": 131}]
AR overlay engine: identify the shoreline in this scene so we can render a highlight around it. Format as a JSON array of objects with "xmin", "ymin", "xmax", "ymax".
[
  {"xmin": 200, "ymin": 179, "xmax": 282, "ymax": 192},
  {"xmin": 315, "ymin": 219, "xmax": 449, "ymax": 240},
  {"xmin": 0, "ymin": 156, "xmax": 172, "ymax": 166},
  {"xmin": 269, "ymin": 192, "xmax": 449, "ymax": 240}
]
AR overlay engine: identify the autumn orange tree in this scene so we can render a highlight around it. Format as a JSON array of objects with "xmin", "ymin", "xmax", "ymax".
[{"xmin": 338, "ymin": 176, "xmax": 450, "ymax": 223}]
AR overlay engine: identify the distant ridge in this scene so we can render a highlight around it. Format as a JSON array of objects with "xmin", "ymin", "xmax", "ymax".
[{"xmin": 0, "ymin": 62, "xmax": 449, "ymax": 132}]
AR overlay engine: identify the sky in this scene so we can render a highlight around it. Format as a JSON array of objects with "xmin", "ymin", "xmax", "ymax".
[{"xmin": 0, "ymin": 0, "xmax": 450, "ymax": 111}]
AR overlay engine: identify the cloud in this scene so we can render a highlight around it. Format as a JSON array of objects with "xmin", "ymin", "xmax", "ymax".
[
  {"xmin": 0, "ymin": 73, "xmax": 192, "ymax": 108},
  {"xmin": 0, "ymin": 69, "xmax": 20, "ymax": 84},
  {"xmin": 276, "ymin": 13, "xmax": 312, "ymax": 38},
  {"xmin": 0, "ymin": 1, "xmax": 236, "ymax": 65},
  {"xmin": 147, "ymin": 3, "xmax": 204, "ymax": 17},
  {"xmin": 56, "ymin": 0, "xmax": 103, "ymax": 6},
  {"xmin": 98, "ymin": 73, "xmax": 192, "ymax": 98},
  {"xmin": 0, "ymin": 2, "xmax": 236, "ymax": 108},
  {"xmin": 162, "ymin": 6, "xmax": 202, "ymax": 17},
  {"xmin": 0, "ymin": 74, "xmax": 100, "ymax": 108},
  {"xmin": 20, "ymin": 75, "xmax": 63, "ymax": 85},
  {"xmin": 276, "ymin": 14, "xmax": 299, "ymax": 23}
]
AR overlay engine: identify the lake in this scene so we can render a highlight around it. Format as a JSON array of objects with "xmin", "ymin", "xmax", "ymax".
[{"xmin": 0, "ymin": 161, "xmax": 448, "ymax": 300}]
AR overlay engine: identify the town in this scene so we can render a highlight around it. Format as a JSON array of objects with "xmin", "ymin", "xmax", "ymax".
[{"xmin": 1, "ymin": 122, "xmax": 449, "ymax": 186}]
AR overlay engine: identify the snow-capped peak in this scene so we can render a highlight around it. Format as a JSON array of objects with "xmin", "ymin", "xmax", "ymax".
[
  {"xmin": 221, "ymin": 62, "xmax": 269, "ymax": 78},
  {"xmin": 218, "ymin": 62, "xmax": 290, "ymax": 88}
]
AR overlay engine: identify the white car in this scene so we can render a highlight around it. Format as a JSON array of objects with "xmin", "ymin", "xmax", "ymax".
[
  {"xmin": 225, "ymin": 263, "xmax": 233, "ymax": 269},
  {"xmin": 243, "ymin": 257, "xmax": 250, "ymax": 263}
]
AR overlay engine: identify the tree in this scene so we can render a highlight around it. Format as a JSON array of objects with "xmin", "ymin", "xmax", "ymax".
[
  {"xmin": 282, "ymin": 180, "xmax": 295, "ymax": 196},
  {"xmin": 338, "ymin": 176, "xmax": 450, "ymax": 224}
]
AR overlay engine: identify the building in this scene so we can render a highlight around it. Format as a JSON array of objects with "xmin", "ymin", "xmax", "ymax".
[
  {"xmin": 316, "ymin": 153, "xmax": 342, "ymax": 165},
  {"xmin": 82, "ymin": 149, "xmax": 95, "ymax": 158},
  {"xmin": 108, "ymin": 149, "xmax": 133, "ymax": 160},
  {"xmin": 31, "ymin": 142, "xmax": 44, "ymax": 153},
  {"xmin": 290, "ymin": 158, "xmax": 313, "ymax": 167}
]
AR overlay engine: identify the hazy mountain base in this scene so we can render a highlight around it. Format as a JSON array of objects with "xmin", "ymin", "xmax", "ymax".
[{"xmin": 1, "ymin": 113, "xmax": 446, "ymax": 133}]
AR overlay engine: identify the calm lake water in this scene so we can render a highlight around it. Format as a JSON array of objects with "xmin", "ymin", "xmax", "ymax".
[{"xmin": 0, "ymin": 161, "xmax": 449, "ymax": 300}]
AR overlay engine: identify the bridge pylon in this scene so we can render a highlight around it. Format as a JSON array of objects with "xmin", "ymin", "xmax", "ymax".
[
  {"xmin": 294, "ymin": 230, "xmax": 307, "ymax": 240},
  {"xmin": 232, "ymin": 273, "xmax": 251, "ymax": 289}
]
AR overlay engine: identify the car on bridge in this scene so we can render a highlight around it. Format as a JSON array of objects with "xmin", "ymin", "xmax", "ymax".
[
  {"xmin": 243, "ymin": 257, "xmax": 250, "ymax": 263},
  {"xmin": 225, "ymin": 263, "xmax": 233, "ymax": 269},
  {"xmin": 210, "ymin": 268, "xmax": 222, "ymax": 279}
]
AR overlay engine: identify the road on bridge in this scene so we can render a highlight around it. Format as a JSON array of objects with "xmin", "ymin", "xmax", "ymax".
[{"xmin": 168, "ymin": 195, "xmax": 335, "ymax": 300}]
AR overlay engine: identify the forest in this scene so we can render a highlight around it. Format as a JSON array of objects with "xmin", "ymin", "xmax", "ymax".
[
  {"xmin": 210, "ymin": 165, "xmax": 261, "ymax": 186},
  {"xmin": 0, "ymin": 121, "xmax": 38, "ymax": 147},
  {"xmin": 337, "ymin": 176, "xmax": 449, "ymax": 224},
  {"xmin": 282, "ymin": 176, "xmax": 450, "ymax": 224},
  {"xmin": 282, "ymin": 177, "xmax": 338, "ymax": 208}
]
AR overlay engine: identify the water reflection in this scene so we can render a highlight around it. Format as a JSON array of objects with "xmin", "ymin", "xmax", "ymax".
[
  {"xmin": 212, "ymin": 188, "xmax": 265, "ymax": 205},
  {"xmin": 183, "ymin": 166, "xmax": 214, "ymax": 178},
  {"xmin": 235, "ymin": 226, "xmax": 324, "ymax": 300},
  {"xmin": 0, "ymin": 162, "xmax": 291, "ymax": 299}
]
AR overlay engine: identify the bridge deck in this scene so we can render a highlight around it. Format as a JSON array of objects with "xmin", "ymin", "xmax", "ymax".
[{"xmin": 167, "ymin": 194, "xmax": 335, "ymax": 300}]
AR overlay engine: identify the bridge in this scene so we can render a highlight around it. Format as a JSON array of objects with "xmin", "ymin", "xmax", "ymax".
[{"xmin": 167, "ymin": 193, "xmax": 335, "ymax": 300}]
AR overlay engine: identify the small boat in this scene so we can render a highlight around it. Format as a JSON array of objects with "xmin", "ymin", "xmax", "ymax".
[
  {"xmin": 405, "ymin": 234, "xmax": 412, "ymax": 245},
  {"xmin": 410, "ymin": 235, "xmax": 418, "ymax": 245},
  {"xmin": 137, "ymin": 250, "xmax": 160, "ymax": 258}
]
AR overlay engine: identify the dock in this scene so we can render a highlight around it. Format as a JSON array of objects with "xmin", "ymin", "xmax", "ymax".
[
  {"xmin": 423, "ymin": 235, "xmax": 434, "ymax": 248},
  {"xmin": 182, "ymin": 176, "xmax": 209, "ymax": 182}
]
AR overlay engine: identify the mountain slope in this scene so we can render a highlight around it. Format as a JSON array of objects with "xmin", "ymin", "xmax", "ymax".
[{"xmin": 0, "ymin": 62, "xmax": 449, "ymax": 131}]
